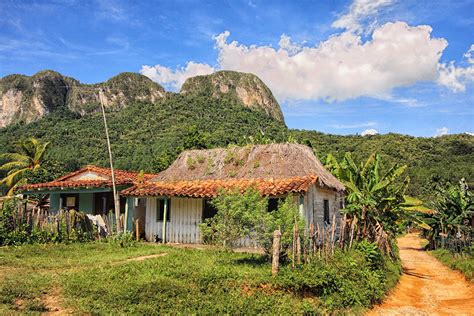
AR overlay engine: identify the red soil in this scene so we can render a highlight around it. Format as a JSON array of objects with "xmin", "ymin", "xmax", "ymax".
[{"xmin": 368, "ymin": 233, "xmax": 474, "ymax": 315}]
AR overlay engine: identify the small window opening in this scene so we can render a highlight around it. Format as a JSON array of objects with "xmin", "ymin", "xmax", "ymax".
[
  {"xmin": 156, "ymin": 198, "xmax": 171, "ymax": 222},
  {"xmin": 323, "ymin": 199, "xmax": 330, "ymax": 224}
]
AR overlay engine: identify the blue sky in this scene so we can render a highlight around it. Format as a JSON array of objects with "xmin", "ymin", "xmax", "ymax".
[{"xmin": 1, "ymin": 0, "xmax": 473, "ymax": 137}]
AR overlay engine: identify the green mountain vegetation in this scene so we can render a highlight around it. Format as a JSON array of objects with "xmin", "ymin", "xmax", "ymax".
[
  {"xmin": 181, "ymin": 70, "xmax": 284, "ymax": 122},
  {"xmin": 290, "ymin": 130, "xmax": 474, "ymax": 198},
  {"xmin": 0, "ymin": 70, "xmax": 166, "ymax": 127},
  {"xmin": 1, "ymin": 70, "xmax": 472, "ymax": 199},
  {"xmin": 0, "ymin": 94, "xmax": 287, "ymax": 185}
]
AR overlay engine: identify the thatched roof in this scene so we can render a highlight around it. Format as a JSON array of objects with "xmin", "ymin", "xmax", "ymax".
[{"xmin": 153, "ymin": 143, "xmax": 344, "ymax": 192}]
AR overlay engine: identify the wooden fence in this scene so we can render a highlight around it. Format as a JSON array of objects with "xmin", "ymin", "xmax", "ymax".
[{"xmin": 1, "ymin": 200, "xmax": 127, "ymax": 243}]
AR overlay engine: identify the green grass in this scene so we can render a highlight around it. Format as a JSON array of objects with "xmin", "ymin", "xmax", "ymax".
[
  {"xmin": 431, "ymin": 249, "xmax": 474, "ymax": 281},
  {"xmin": 0, "ymin": 242, "xmax": 400, "ymax": 314}
]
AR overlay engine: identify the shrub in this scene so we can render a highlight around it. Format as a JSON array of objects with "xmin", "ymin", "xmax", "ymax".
[
  {"xmin": 200, "ymin": 191, "xmax": 304, "ymax": 258},
  {"xmin": 275, "ymin": 245, "xmax": 401, "ymax": 310},
  {"xmin": 103, "ymin": 232, "xmax": 137, "ymax": 248},
  {"xmin": 186, "ymin": 157, "xmax": 196, "ymax": 170},
  {"xmin": 199, "ymin": 188, "xmax": 268, "ymax": 249},
  {"xmin": 252, "ymin": 196, "xmax": 304, "ymax": 259}
]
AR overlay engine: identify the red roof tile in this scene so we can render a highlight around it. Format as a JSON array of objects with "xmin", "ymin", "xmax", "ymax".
[
  {"xmin": 121, "ymin": 175, "xmax": 318, "ymax": 198},
  {"xmin": 19, "ymin": 165, "xmax": 155, "ymax": 191}
]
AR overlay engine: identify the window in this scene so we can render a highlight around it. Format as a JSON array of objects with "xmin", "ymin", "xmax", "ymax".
[
  {"xmin": 66, "ymin": 197, "xmax": 76, "ymax": 208},
  {"xmin": 267, "ymin": 198, "xmax": 282, "ymax": 212},
  {"xmin": 203, "ymin": 199, "xmax": 218, "ymax": 220},
  {"xmin": 323, "ymin": 199, "xmax": 330, "ymax": 224},
  {"xmin": 60, "ymin": 193, "xmax": 79, "ymax": 210},
  {"xmin": 156, "ymin": 198, "xmax": 171, "ymax": 222}
]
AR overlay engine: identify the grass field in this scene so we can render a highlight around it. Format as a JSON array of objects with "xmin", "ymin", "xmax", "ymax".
[
  {"xmin": 0, "ymin": 242, "xmax": 399, "ymax": 314},
  {"xmin": 0, "ymin": 242, "xmax": 314, "ymax": 314},
  {"xmin": 431, "ymin": 249, "xmax": 474, "ymax": 281}
]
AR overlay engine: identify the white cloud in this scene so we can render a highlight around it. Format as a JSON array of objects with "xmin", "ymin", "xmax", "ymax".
[
  {"xmin": 214, "ymin": 24, "xmax": 447, "ymax": 102},
  {"xmin": 465, "ymin": 132, "xmax": 474, "ymax": 136},
  {"xmin": 140, "ymin": 61, "xmax": 215, "ymax": 91},
  {"xmin": 140, "ymin": 1, "xmax": 474, "ymax": 103},
  {"xmin": 361, "ymin": 129, "xmax": 379, "ymax": 136},
  {"xmin": 438, "ymin": 45, "xmax": 474, "ymax": 92},
  {"xmin": 435, "ymin": 127, "xmax": 449, "ymax": 137},
  {"xmin": 332, "ymin": 0, "xmax": 393, "ymax": 33}
]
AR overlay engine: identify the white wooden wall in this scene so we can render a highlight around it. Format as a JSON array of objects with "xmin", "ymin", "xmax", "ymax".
[
  {"xmin": 302, "ymin": 184, "xmax": 343, "ymax": 235},
  {"xmin": 145, "ymin": 197, "xmax": 203, "ymax": 243},
  {"xmin": 144, "ymin": 185, "xmax": 343, "ymax": 245}
]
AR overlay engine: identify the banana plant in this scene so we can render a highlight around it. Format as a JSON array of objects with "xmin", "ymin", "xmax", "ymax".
[
  {"xmin": 325, "ymin": 152, "xmax": 432, "ymax": 252},
  {"xmin": 422, "ymin": 179, "xmax": 473, "ymax": 249}
]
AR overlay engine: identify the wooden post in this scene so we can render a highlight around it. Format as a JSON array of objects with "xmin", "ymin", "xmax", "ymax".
[
  {"xmin": 321, "ymin": 224, "xmax": 325, "ymax": 258},
  {"xmin": 161, "ymin": 198, "xmax": 168, "ymax": 243},
  {"xmin": 124, "ymin": 200, "xmax": 129, "ymax": 232},
  {"xmin": 316, "ymin": 223, "xmax": 321, "ymax": 258},
  {"xmin": 310, "ymin": 223, "xmax": 315, "ymax": 256},
  {"xmin": 349, "ymin": 217, "xmax": 356, "ymax": 248},
  {"xmin": 339, "ymin": 214, "xmax": 346, "ymax": 249},
  {"xmin": 272, "ymin": 230, "xmax": 281, "ymax": 276},
  {"xmin": 330, "ymin": 214, "xmax": 336, "ymax": 255},
  {"xmin": 295, "ymin": 220, "xmax": 301, "ymax": 265},
  {"xmin": 292, "ymin": 224, "xmax": 296, "ymax": 268},
  {"xmin": 99, "ymin": 89, "xmax": 121, "ymax": 233},
  {"xmin": 303, "ymin": 227, "xmax": 308, "ymax": 263},
  {"xmin": 135, "ymin": 219, "xmax": 140, "ymax": 241}
]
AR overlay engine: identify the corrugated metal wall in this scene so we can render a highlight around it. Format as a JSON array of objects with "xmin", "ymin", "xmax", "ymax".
[
  {"xmin": 145, "ymin": 197, "xmax": 202, "ymax": 243},
  {"xmin": 144, "ymin": 186, "xmax": 342, "ymax": 244}
]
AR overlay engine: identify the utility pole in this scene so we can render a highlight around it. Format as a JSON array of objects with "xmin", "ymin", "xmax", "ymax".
[{"xmin": 99, "ymin": 89, "xmax": 121, "ymax": 233}]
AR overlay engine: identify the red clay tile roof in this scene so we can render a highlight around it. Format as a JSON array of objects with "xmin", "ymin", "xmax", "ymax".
[
  {"xmin": 121, "ymin": 175, "xmax": 318, "ymax": 198},
  {"xmin": 19, "ymin": 165, "xmax": 155, "ymax": 191}
]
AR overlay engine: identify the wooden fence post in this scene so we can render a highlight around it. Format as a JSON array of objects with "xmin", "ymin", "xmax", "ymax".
[
  {"xmin": 331, "ymin": 214, "xmax": 336, "ymax": 255},
  {"xmin": 339, "ymin": 214, "xmax": 346, "ymax": 249},
  {"xmin": 295, "ymin": 221, "xmax": 301, "ymax": 265},
  {"xmin": 135, "ymin": 219, "xmax": 140, "ymax": 241},
  {"xmin": 349, "ymin": 217, "xmax": 357, "ymax": 249},
  {"xmin": 292, "ymin": 224, "xmax": 296, "ymax": 268},
  {"xmin": 272, "ymin": 230, "xmax": 281, "ymax": 276}
]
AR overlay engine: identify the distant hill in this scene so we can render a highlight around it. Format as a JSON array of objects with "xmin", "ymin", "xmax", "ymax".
[
  {"xmin": 0, "ymin": 70, "xmax": 166, "ymax": 127},
  {"xmin": 181, "ymin": 71, "xmax": 284, "ymax": 122},
  {"xmin": 0, "ymin": 70, "xmax": 284, "ymax": 127},
  {"xmin": 0, "ymin": 94, "xmax": 287, "ymax": 179}
]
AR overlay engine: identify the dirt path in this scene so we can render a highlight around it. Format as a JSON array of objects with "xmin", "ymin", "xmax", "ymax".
[{"xmin": 368, "ymin": 233, "xmax": 474, "ymax": 316}]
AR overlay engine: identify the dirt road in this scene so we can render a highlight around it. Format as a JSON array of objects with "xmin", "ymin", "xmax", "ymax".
[{"xmin": 368, "ymin": 233, "xmax": 474, "ymax": 316}]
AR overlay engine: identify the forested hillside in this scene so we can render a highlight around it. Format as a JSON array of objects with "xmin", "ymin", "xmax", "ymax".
[
  {"xmin": 1, "ymin": 73, "xmax": 473, "ymax": 199},
  {"xmin": 1, "ymin": 93, "xmax": 472, "ymax": 199},
  {"xmin": 0, "ymin": 95, "xmax": 287, "ymax": 180},
  {"xmin": 290, "ymin": 130, "xmax": 474, "ymax": 198}
]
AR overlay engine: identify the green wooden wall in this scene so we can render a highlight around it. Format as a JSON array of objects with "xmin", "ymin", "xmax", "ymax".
[
  {"xmin": 50, "ymin": 193, "xmax": 60, "ymax": 212},
  {"xmin": 79, "ymin": 193, "xmax": 94, "ymax": 213}
]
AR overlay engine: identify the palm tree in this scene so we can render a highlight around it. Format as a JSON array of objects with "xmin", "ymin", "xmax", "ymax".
[
  {"xmin": 0, "ymin": 138, "xmax": 50, "ymax": 196},
  {"xmin": 325, "ymin": 152, "xmax": 431, "ymax": 253}
]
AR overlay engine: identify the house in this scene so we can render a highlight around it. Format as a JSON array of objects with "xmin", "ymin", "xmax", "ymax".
[
  {"xmin": 122, "ymin": 143, "xmax": 345, "ymax": 244},
  {"xmin": 19, "ymin": 165, "xmax": 154, "ymax": 230}
]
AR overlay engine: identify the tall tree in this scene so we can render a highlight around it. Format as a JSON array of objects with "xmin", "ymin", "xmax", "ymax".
[{"xmin": 0, "ymin": 138, "xmax": 50, "ymax": 196}]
